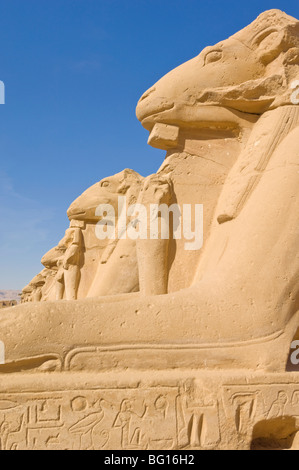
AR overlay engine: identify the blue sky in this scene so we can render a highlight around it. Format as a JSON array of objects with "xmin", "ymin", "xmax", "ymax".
[{"xmin": 0, "ymin": 0, "xmax": 298, "ymax": 290}]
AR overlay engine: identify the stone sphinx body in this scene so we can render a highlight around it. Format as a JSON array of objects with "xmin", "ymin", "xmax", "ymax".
[{"xmin": 3, "ymin": 9, "xmax": 299, "ymax": 373}]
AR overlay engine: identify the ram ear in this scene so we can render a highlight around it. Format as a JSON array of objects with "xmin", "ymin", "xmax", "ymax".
[
  {"xmin": 256, "ymin": 30, "xmax": 285, "ymax": 65},
  {"xmin": 122, "ymin": 168, "xmax": 142, "ymax": 181},
  {"xmin": 118, "ymin": 169, "xmax": 143, "ymax": 195}
]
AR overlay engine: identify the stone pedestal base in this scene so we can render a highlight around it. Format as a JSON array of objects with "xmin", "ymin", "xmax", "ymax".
[{"xmin": 0, "ymin": 370, "xmax": 299, "ymax": 450}]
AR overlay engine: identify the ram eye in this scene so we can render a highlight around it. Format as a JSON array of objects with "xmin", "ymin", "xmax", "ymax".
[
  {"xmin": 205, "ymin": 50, "xmax": 223, "ymax": 65},
  {"xmin": 101, "ymin": 181, "xmax": 110, "ymax": 188}
]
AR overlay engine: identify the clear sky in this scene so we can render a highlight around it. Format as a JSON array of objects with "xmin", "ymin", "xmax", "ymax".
[{"xmin": 0, "ymin": 0, "xmax": 298, "ymax": 290}]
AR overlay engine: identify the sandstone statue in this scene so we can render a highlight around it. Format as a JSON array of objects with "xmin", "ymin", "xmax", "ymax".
[
  {"xmin": 2, "ymin": 9, "xmax": 299, "ymax": 450},
  {"xmin": 23, "ymin": 169, "xmax": 144, "ymax": 302}
]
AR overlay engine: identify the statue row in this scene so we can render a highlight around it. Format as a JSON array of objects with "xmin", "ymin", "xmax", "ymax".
[{"xmin": 22, "ymin": 170, "xmax": 173, "ymax": 302}]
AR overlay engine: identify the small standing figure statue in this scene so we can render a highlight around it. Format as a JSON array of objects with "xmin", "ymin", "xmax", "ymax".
[
  {"xmin": 63, "ymin": 224, "xmax": 83, "ymax": 301},
  {"xmin": 54, "ymin": 222, "xmax": 83, "ymax": 301}
]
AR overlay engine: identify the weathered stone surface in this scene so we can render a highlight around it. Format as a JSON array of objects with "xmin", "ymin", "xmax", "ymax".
[
  {"xmin": 1, "ymin": 371, "xmax": 299, "ymax": 450},
  {"xmin": 2, "ymin": 9, "xmax": 299, "ymax": 449}
]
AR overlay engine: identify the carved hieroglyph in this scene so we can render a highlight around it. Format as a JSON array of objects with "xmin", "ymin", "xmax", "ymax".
[
  {"xmin": 1, "ymin": 371, "xmax": 299, "ymax": 450},
  {"xmin": 2, "ymin": 9, "xmax": 299, "ymax": 449}
]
